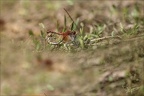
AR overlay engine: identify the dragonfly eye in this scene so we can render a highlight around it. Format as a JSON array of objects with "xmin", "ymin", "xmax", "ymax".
[
  {"xmin": 70, "ymin": 31, "xmax": 76, "ymax": 35},
  {"xmin": 73, "ymin": 31, "xmax": 76, "ymax": 35},
  {"xmin": 69, "ymin": 31, "xmax": 76, "ymax": 41}
]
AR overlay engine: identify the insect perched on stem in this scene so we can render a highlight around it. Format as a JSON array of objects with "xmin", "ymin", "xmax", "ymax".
[
  {"xmin": 45, "ymin": 8, "xmax": 77, "ymax": 45},
  {"xmin": 45, "ymin": 30, "xmax": 76, "ymax": 45}
]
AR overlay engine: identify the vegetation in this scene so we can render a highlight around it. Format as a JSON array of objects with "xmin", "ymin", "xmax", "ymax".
[{"xmin": 1, "ymin": 0, "xmax": 144, "ymax": 96}]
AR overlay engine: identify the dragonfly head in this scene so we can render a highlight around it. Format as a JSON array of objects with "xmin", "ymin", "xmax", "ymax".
[{"xmin": 68, "ymin": 31, "xmax": 76, "ymax": 41}]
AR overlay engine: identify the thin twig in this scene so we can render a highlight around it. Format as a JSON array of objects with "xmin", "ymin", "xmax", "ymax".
[
  {"xmin": 91, "ymin": 36, "xmax": 122, "ymax": 42},
  {"xmin": 64, "ymin": 8, "xmax": 77, "ymax": 29},
  {"xmin": 64, "ymin": 8, "xmax": 74, "ymax": 23}
]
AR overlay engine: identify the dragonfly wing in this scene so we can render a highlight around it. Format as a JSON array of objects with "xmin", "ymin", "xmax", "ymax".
[{"xmin": 46, "ymin": 32, "xmax": 63, "ymax": 45}]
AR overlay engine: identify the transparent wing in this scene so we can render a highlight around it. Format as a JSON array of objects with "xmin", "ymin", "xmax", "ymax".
[{"xmin": 45, "ymin": 32, "xmax": 63, "ymax": 45}]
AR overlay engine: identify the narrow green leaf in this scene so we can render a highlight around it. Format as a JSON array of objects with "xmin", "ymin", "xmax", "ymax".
[
  {"xmin": 80, "ymin": 22, "xmax": 84, "ymax": 27},
  {"xmin": 73, "ymin": 18, "xmax": 79, "ymax": 30},
  {"xmin": 64, "ymin": 15, "xmax": 67, "ymax": 27},
  {"xmin": 32, "ymin": 38, "xmax": 40, "ymax": 50},
  {"xmin": 28, "ymin": 30, "xmax": 34, "ymax": 36},
  {"xmin": 75, "ymin": 18, "xmax": 79, "ymax": 26},
  {"xmin": 36, "ymin": 43, "xmax": 40, "ymax": 50},
  {"xmin": 79, "ymin": 38, "xmax": 84, "ymax": 49},
  {"xmin": 120, "ymin": 22, "xmax": 124, "ymax": 32},
  {"xmin": 111, "ymin": 31, "xmax": 114, "ymax": 37},
  {"xmin": 40, "ymin": 30, "xmax": 45, "ymax": 38},
  {"xmin": 62, "ymin": 15, "xmax": 67, "ymax": 32},
  {"xmin": 70, "ymin": 21, "xmax": 75, "ymax": 31},
  {"xmin": 62, "ymin": 27, "xmax": 66, "ymax": 32},
  {"xmin": 80, "ymin": 27, "xmax": 84, "ymax": 36},
  {"xmin": 133, "ymin": 24, "xmax": 139, "ymax": 29},
  {"xmin": 80, "ymin": 28, "xmax": 82, "ymax": 35},
  {"xmin": 56, "ymin": 20, "xmax": 59, "ymax": 31},
  {"xmin": 84, "ymin": 35, "xmax": 88, "ymax": 40},
  {"xmin": 70, "ymin": 18, "xmax": 79, "ymax": 31}
]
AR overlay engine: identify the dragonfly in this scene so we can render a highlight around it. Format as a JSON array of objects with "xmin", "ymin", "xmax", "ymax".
[
  {"xmin": 45, "ymin": 8, "xmax": 77, "ymax": 46},
  {"xmin": 45, "ymin": 30, "xmax": 76, "ymax": 45}
]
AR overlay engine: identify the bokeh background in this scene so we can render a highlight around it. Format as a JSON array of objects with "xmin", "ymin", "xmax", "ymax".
[{"xmin": 0, "ymin": 0, "xmax": 144, "ymax": 96}]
